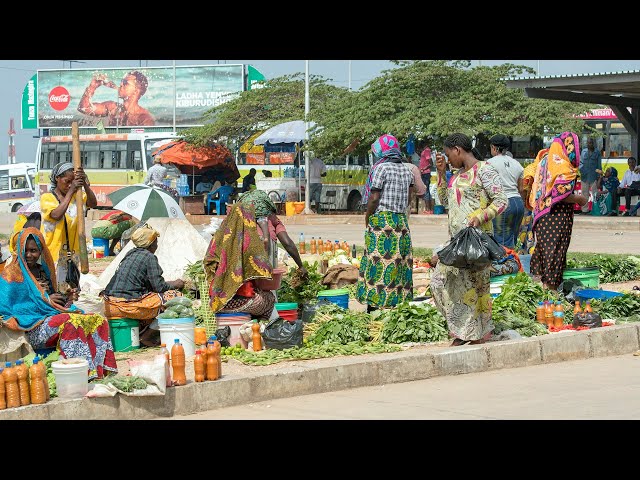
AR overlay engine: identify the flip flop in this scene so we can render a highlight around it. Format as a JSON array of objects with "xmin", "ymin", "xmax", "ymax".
[{"xmin": 450, "ymin": 338, "xmax": 470, "ymax": 346}]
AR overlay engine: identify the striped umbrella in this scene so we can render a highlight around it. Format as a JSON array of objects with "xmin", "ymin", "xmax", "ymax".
[{"xmin": 108, "ymin": 184, "xmax": 186, "ymax": 222}]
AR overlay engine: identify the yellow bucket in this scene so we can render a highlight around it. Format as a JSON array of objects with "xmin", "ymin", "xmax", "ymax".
[{"xmin": 285, "ymin": 201, "xmax": 305, "ymax": 216}]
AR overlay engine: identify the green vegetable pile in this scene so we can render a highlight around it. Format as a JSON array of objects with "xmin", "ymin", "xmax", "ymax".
[
  {"xmin": 94, "ymin": 375, "xmax": 148, "ymax": 392},
  {"xmin": 492, "ymin": 273, "xmax": 553, "ymax": 337},
  {"xmin": 23, "ymin": 350, "xmax": 59, "ymax": 398},
  {"xmin": 566, "ymin": 255, "xmax": 640, "ymax": 283},
  {"xmin": 157, "ymin": 296, "xmax": 194, "ymax": 319},
  {"xmin": 590, "ymin": 293, "xmax": 640, "ymax": 322},
  {"xmin": 184, "ymin": 260, "xmax": 206, "ymax": 286},
  {"xmin": 305, "ymin": 304, "xmax": 371, "ymax": 345},
  {"xmin": 377, "ymin": 302, "xmax": 448, "ymax": 344},
  {"xmin": 224, "ymin": 342, "xmax": 401, "ymax": 366},
  {"xmin": 278, "ymin": 261, "xmax": 326, "ymax": 304}
]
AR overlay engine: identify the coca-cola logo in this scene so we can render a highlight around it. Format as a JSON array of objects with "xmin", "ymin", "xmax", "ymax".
[{"xmin": 49, "ymin": 86, "xmax": 71, "ymax": 111}]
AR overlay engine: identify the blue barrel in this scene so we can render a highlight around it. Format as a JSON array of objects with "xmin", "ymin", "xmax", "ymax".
[{"xmin": 317, "ymin": 288, "xmax": 349, "ymax": 309}]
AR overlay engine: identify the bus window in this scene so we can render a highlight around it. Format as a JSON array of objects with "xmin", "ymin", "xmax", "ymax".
[
  {"xmin": 0, "ymin": 171, "xmax": 8, "ymax": 191},
  {"xmin": 27, "ymin": 168, "xmax": 35, "ymax": 189},
  {"xmin": 83, "ymin": 142, "xmax": 101, "ymax": 169},
  {"xmin": 11, "ymin": 176, "xmax": 28, "ymax": 190},
  {"xmin": 56, "ymin": 143, "xmax": 71, "ymax": 164}
]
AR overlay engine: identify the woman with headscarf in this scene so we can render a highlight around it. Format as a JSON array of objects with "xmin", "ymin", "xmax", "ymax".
[
  {"xmin": 430, "ymin": 133, "xmax": 508, "ymax": 346},
  {"xmin": 527, "ymin": 132, "xmax": 588, "ymax": 291},
  {"xmin": 41, "ymin": 162, "xmax": 97, "ymax": 289},
  {"xmin": 356, "ymin": 134, "xmax": 415, "ymax": 311},
  {"xmin": 203, "ymin": 203, "xmax": 276, "ymax": 318},
  {"xmin": 237, "ymin": 189, "xmax": 307, "ymax": 275},
  {"xmin": 0, "ymin": 228, "xmax": 117, "ymax": 379},
  {"xmin": 101, "ymin": 224, "xmax": 185, "ymax": 325}
]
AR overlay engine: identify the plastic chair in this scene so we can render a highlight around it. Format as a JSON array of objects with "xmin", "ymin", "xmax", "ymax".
[{"xmin": 206, "ymin": 185, "xmax": 234, "ymax": 215}]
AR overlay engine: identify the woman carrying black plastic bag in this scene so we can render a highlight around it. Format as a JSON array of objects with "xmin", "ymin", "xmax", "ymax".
[{"xmin": 430, "ymin": 134, "xmax": 508, "ymax": 346}]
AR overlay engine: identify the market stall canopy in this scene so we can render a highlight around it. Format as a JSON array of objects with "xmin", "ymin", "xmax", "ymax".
[
  {"xmin": 152, "ymin": 140, "xmax": 240, "ymax": 182},
  {"xmin": 253, "ymin": 120, "xmax": 318, "ymax": 145}
]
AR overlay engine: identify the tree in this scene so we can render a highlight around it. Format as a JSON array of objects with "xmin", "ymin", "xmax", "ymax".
[{"xmin": 310, "ymin": 61, "xmax": 593, "ymax": 157}]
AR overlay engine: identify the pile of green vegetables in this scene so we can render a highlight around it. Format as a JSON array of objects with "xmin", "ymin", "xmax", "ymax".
[
  {"xmin": 589, "ymin": 293, "xmax": 640, "ymax": 322},
  {"xmin": 157, "ymin": 296, "xmax": 195, "ymax": 319},
  {"xmin": 375, "ymin": 302, "xmax": 448, "ymax": 344},
  {"xmin": 566, "ymin": 255, "xmax": 640, "ymax": 283},
  {"xmin": 23, "ymin": 350, "xmax": 60, "ymax": 398},
  {"xmin": 305, "ymin": 304, "xmax": 371, "ymax": 345},
  {"xmin": 278, "ymin": 261, "xmax": 326, "ymax": 304},
  {"xmin": 94, "ymin": 375, "xmax": 148, "ymax": 392},
  {"xmin": 492, "ymin": 273, "xmax": 553, "ymax": 337}
]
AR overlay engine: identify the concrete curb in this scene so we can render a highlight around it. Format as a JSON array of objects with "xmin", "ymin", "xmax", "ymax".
[{"xmin": 1, "ymin": 323, "xmax": 638, "ymax": 419}]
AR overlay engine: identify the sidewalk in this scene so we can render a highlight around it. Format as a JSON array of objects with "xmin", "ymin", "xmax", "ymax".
[{"xmin": 1, "ymin": 323, "xmax": 637, "ymax": 420}]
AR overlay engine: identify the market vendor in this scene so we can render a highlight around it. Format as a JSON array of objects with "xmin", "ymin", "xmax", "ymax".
[
  {"xmin": 237, "ymin": 189, "xmax": 307, "ymax": 277},
  {"xmin": 100, "ymin": 224, "xmax": 184, "ymax": 345}
]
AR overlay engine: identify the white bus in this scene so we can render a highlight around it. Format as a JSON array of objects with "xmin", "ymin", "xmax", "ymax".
[
  {"xmin": 35, "ymin": 131, "xmax": 180, "ymax": 208},
  {"xmin": 0, "ymin": 163, "xmax": 37, "ymax": 212}
]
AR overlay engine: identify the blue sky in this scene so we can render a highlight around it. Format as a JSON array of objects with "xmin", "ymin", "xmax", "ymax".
[{"xmin": 3, "ymin": 59, "xmax": 640, "ymax": 165}]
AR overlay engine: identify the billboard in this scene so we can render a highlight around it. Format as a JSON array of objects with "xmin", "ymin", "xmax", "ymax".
[
  {"xmin": 36, "ymin": 64, "xmax": 245, "ymax": 128},
  {"xmin": 21, "ymin": 74, "xmax": 38, "ymax": 129}
]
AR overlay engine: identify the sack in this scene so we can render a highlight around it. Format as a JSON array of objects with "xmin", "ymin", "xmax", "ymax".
[
  {"xmin": 438, "ymin": 227, "xmax": 492, "ymax": 271},
  {"xmin": 262, "ymin": 317, "xmax": 303, "ymax": 350}
]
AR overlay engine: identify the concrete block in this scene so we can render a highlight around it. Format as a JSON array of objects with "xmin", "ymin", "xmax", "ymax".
[
  {"xmin": 540, "ymin": 331, "xmax": 590, "ymax": 363},
  {"xmin": 432, "ymin": 346, "xmax": 488, "ymax": 375},
  {"xmin": 486, "ymin": 337, "xmax": 542, "ymax": 370},
  {"xmin": 588, "ymin": 324, "xmax": 639, "ymax": 357},
  {"xmin": 377, "ymin": 350, "xmax": 438, "ymax": 383},
  {"xmin": 0, "ymin": 402, "xmax": 51, "ymax": 420}
]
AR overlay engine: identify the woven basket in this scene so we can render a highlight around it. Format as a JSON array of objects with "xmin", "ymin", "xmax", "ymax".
[{"xmin": 198, "ymin": 279, "xmax": 217, "ymax": 337}]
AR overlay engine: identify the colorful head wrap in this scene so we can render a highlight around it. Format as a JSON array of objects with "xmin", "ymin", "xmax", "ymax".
[
  {"xmin": 50, "ymin": 162, "xmax": 74, "ymax": 191},
  {"xmin": 363, "ymin": 134, "xmax": 405, "ymax": 205},
  {"xmin": 371, "ymin": 134, "xmax": 400, "ymax": 158},
  {"xmin": 131, "ymin": 225, "xmax": 160, "ymax": 249},
  {"xmin": 237, "ymin": 189, "xmax": 277, "ymax": 218}
]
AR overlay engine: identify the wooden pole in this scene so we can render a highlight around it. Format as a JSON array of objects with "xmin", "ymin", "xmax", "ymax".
[{"xmin": 72, "ymin": 122, "xmax": 89, "ymax": 274}]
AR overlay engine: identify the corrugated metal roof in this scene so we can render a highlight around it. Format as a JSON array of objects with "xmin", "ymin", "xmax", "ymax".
[{"xmin": 503, "ymin": 70, "xmax": 640, "ymax": 81}]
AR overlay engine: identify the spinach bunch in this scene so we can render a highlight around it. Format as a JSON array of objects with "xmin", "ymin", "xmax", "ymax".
[
  {"xmin": 566, "ymin": 255, "xmax": 640, "ymax": 283},
  {"xmin": 379, "ymin": 302, "xmax": 448, "ymax": 344},
  {"xmin": 492, "ymin": 273, "xmax": 550, "ymax": 336},
  {"xmin": 596, "ymin": 293, "xmax": 640, "ymax": 320}
]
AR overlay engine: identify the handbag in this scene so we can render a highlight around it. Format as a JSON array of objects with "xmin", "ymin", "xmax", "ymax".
[{"xmin": 52, "ymin": 190, "xmax": 81, "ymax": 290}]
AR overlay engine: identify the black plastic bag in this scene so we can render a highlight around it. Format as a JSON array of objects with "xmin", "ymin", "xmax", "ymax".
[
  {"xmin": 572, "ymin": 311, "xmax": 602, "ymax": 329},
  {"xmin": 215, "ymin": 326, "xmax": 231, "ymax": 347},
  {"xmin": 64, "ymin": 257, "xmax": 81, "ymax": 290},
  {"xmin": 438, "ymin": 227, "xmax": 491, "ymax": 271},
  {"xmin": 262, "ymin": 317, "xmax": 303, "ymax": 350},
  {"xmin": 479, "ymin": 231, "xmax": 506, "ymax": 262},
  {"xmin": 301, "ymin": 299, "xmax": 334, "ymax": 323}
]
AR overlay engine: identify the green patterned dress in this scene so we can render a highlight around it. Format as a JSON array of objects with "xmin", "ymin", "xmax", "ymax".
[
  {"xmin": 430, "ymin": 162, "xmax": 508, "ymax": 342},
  {"xmin": 356, "ymin": 211, "xmax": 413, "ymax": 308}
]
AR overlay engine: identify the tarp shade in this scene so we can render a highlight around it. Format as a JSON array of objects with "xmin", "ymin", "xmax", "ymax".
[{"xmin": 152, "ymin": 140, "xmax": 240, "ymax": 182}]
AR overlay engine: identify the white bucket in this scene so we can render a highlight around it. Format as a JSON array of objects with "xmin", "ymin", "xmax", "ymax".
[
  {"xmin": 51, "ymin": 358, "xmax": 89, "ymax": 399},
  {"xmin": 158, "ymin": 317, "xmax": 195, "ymax": 359}
]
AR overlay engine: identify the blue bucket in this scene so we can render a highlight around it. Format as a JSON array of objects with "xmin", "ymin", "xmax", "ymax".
[
  {"xmin": 92, "ymin": 237, "xmax": 111, "ymax": 256},
  {"xmin": 433, "ymin": 205, "xmax": 445, "ymax": 215},
  {"xmin": 317, "ymin": 289, "xmax": 349, "ymax": 309}
]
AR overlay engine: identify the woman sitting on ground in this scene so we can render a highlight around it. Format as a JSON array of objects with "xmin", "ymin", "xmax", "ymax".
[
  {"xmin": 0, "ymin": 228, "xmax": 117, "ymax": 379},
  {"xmin": 203, "ymin": 203, "xmax": 276, "ymax": 319}
]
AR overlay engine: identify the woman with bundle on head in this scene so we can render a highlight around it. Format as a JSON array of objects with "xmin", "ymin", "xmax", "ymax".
[{"xmin": 430, "ymin": 133, "xmax": 508, "ymax": 346}]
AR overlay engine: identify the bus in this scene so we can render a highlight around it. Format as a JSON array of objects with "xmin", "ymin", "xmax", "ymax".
[
  {"xmin": 577, "ymin": 108, "xmax": 633, "ymax": 174},
  {"xmin": 0, "ymin": 163, "xmax": 37, "ymax": 212},
  {"xmin": 35, "ymin": 131, "xmax": 180, "ymax": 207}
]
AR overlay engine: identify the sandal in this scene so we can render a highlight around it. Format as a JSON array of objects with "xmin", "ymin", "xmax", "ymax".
[
  {"xmin": 450, "ymin": 338, "xmax": 470, "ymax": 346},
  {"xmin": 633, "ymin": 286, "xmax": 640, "ymax": 291}
]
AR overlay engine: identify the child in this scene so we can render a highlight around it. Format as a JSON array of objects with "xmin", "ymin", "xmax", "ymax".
[{"xmin": 596, "ymin": 167, "xmax": 620, "ymax": 216}]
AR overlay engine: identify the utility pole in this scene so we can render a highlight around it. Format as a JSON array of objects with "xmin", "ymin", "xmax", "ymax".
[
  {"xmin": 304, "ymin": 60, "xmax": 312, "ymax": 214},
  {"xmin": 348, "ymin": 60, "xmax": 352, "ymax": 91},
  {"xmin": 8, "ymin": 118, "xmax": 16, "ymax": 164}
]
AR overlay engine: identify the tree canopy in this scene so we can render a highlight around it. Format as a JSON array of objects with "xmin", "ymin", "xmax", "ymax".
[{"xmin": 182, "ymin": 61, "xmax": 595, "ymax": 158}]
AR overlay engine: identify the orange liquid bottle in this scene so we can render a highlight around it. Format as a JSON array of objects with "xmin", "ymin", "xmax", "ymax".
[
  {"xmin": 212, "ymin": 335, "xmax": 222, "ymax": 379},
  {"xmin": 299, "ymin": 233, "xmax": 306, "ymax": 254},
  {"xmin": 205, "ymin": 340, "xmax": 218, "ymax": 381},
  {"xmin": 2, "ymin": 362, "xmax": 20, "ymax": 408},
  {"xmin": 310, "ymin": 237, "xmax": 317, "ymax": 254},
  {"xmin": 536, "ymin": 301, "xmax": 545, "ymax": 324},
  {"xmin": 34, "ymin": 356, "xmax": 50, "ymax": 401},
  {"xmin": 0, "ymin": 366, "xmax": 6, "ymax": 410},
  {"xmin": 317, "ymin": 237, "xmax": 323, "ymax": 253},
  {"xmin": 553, "ymin": 301, "xmax": 565, "ymax": 328},
  {"xmin": 14, "ymin": 359, "xmax": 30, "ymax": 406},
  {"xmin": 28, "ymin": 359, "xmax": 46, "ymax": 405},
  {"xmin": 584, "ymin": 301, "xmax": 593, "ymax": 313},
  {"xmin": 544, "ymin": 301, "xmax": 553, "ymax": 326},
  {"xmin": 170, "ymin": 339, "xmax": 187, "ymax": 386},
  {"xmin": 193, "ymin": 350, "xmax": 205, "ymax": 382},
  {"xmin": 252, "ymin": 320, "xmax": 262, "ymax": 352},
  {"xmin": 574, "ymin": 300, "xmax": 582, "ymax": 316},
  {"xmin": 160, "ymin": 343, "xmax": 172, "ymax": 387}
]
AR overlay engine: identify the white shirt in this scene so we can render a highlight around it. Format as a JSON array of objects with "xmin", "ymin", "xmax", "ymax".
[
  {"xmin": 145, "ymin": 163, "xmax": 168, "ymax": 186},
  {"xmin": 309, "ymin": 158, "xmax": 327, "ymax": 183},
  {"xmin": 486, "ymin": 155, "xmax": 524, "ymax": 198},
  {"xmin": 619, "ymin": 169, "xmax": 640, "ymax": 189}
]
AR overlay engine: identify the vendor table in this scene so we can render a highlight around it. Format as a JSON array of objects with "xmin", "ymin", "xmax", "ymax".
[{"xmin": 179, "ymin": 194, "xmax": 205, "ymax": 215}]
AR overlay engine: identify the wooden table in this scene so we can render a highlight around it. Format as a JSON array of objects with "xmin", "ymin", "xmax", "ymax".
[{"xmin": 179, "ymin": 194, "xmax": 205, "ymax": 215}]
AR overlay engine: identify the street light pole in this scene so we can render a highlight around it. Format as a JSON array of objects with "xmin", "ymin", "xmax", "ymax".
[
  {"xmin": 172, "ymin": 60, "xmax": 177, "ymax": 135},
  {"xmin": 304, "ymin": 60, "xmax": 312, "ymax": 214}
]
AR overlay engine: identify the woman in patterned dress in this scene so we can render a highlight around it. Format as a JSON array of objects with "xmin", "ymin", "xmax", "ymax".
[
  {"xmin": 430, "ymin": 133, "xmax": 508, "ymax": 346},
  {"xmin": 527, "ymin": 133, "xmax": 588, "ymax": 291},
  {"xmin": 356, "ymin": 134, "xmax": 415, "ymax": 311}
]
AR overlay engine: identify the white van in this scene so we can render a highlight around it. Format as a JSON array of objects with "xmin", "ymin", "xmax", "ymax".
[{"xmin": 0, "ymin": 163, "xmax": 37, "ymax": 212}]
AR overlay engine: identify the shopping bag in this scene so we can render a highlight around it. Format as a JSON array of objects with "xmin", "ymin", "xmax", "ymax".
[{"xmin": 438, "ymin": 227, "xmax": 492, "ymax": 271}]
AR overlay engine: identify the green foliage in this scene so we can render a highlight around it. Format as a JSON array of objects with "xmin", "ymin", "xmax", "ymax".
[
  {"xmin": 566, "ymin": 255, "xmax": 640, "ymax": 283},
  {"xmin": 378, "ymin": 302, "xmax": 448, "ymax": 344},
  {"xmin": 306, "ymin": 304, "xmax": 371, "ymax": 345},
  {"xmin": 277, "ymin": 261, "xmax": 326, "ymax": 304},
  {"xmin": 591, "ymin": 293, "xmax": 640, "ymax": 320}
]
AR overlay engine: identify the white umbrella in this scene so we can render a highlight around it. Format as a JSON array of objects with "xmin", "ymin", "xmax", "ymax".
[
  {"xmin": 16, "ymin": 200, "xmax": 40, "ymax": 215},
  {"xmin": 108, "ymin": 184, "xmax": 186, "ymax": 222},
  {"xmin": 253, "ymin": 120, "xmax": 318, "ymax": 145}
]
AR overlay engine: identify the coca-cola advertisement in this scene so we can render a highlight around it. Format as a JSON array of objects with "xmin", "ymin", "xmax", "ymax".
[{"xmin": 37, "ymin": 64, "xmax": 245, "ymax": 128}]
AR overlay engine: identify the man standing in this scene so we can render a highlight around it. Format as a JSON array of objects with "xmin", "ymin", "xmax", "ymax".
[
  {"xmin": 242, "ymin": 168, "xmax": 257, "ymax": 193},
  {"xmin": 309, "ymin": 157, "xmax": 327, "ymax": 213},
  {"xmin": 145, "ymin": 156, "xmax": 168, "ymax": 187},
  {"xmin": 579, "ymin": 138, "xmax": 602, "ymax": 213}
]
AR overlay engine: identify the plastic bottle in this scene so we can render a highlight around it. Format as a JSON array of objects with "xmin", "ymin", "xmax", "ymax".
[
  {"xmin": 310, "ymin": 237, "xmax": 317, "ymax": 254},
  {"xmin": 193, "ymin": 350, "xmax": 205, "ymax": 382},
  {"xmin": 585, "ymin": 301, "xmax": 593, "ymax": 313},
  {"xmin": 574, "ymin": 300, "xmax": 582, "ymax": 316},
  {"xmin": 299, "ymin": 232, "xmax": 305, "ymax": 254},
  {"xmin": 334, "ymin": 240, "xmax": 340, "ymax": 253},
  {"xmin": 536, "ymin": 301, "xmax": 545, "ymax": 324},
  {"xmin": 14, "ymin": 359, "xmax": 30, "ymax": 406},
  {"xmin": 170, "ymin": 339, "xmax": 187, "ymax": 386},
  {"xmin": 205, "ymin": 339, "xmax": 218, "ymax": 381},
  {"xmin": 553, "ymin": 301, "xmax": 565, "ymax": 328},
  {"xmin": 351, "ymin": 244, "xmax": 357, "ymax": 259},
  {"xmin": 36, "ymin": 356, "xmax": 50, "ymax": 401},
  {"xmin": 2, "ymin": 362, "xmax": 20, "ymax": 408},
  {"xmin": 211, "ymin": 335, "xmax": 222, "ymax": 379},
  {"xmin": 252, "ymin": 320, "xmax": 262, "ymax": 352},
  {"xmin": 317, "ymin": 236, "xmax": 323, "ymax": 253},
  {"xmin": 544, "ymin": 301, "xmax": 553, "ymax": 326},
  {"xmin": 29, "ymin": 359, "xmax": 46, "ymax": 405},
  {"xmin": 0, "ymin": 367, "xmax": 6, "ymax": 410},
  {"xmin": 160, "ymin": 343, "xmax": 172, "ymax": 387},
  {"xmin": 343, "ymin": 240, "xmax": 349, "ymax": 254}
]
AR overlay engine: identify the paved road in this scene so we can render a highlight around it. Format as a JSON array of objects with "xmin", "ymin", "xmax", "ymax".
[
  {"xmin": 1, "ymin": 213, "xmax": 638, "ymax": 254},
  {"xmin": 167, "ymin": 354, "xmax": 640, "ymax": 420}
]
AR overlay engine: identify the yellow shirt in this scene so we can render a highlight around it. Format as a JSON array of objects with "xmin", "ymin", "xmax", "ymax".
[
  {"xmin": 40, "ymin": 191, "xmax": 88, "ymax": 264},
  {"xmin": 9, "ymin": 214, "xmax": 28, "ymax": 254}
]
